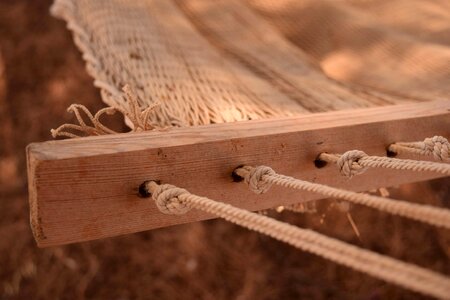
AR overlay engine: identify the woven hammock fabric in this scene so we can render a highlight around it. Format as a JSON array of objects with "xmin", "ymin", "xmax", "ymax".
[{"xmin": 51, "ymin": 0, "xmax": 450, "ymax": 130}]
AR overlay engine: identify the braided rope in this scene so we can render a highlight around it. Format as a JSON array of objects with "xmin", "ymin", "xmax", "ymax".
[
  {"xmin": 235, "ymin": 166, "xmax": 450, "ymax": 229},
  {"xmin": 389, "ymin": 136, "xmax": 449, "ymax": 161},
  {"xmin": 319, "ymin": 150, "xmax": 450, "ymax": 177},
  {"xmin": 144, "ymin": 181, "xmax": 450, "ymax": 299}
]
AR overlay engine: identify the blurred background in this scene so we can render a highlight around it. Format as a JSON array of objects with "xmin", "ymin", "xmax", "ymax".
[{"xmin": 0, "ymin": 1, "xmax": 449, "ymax": 299}]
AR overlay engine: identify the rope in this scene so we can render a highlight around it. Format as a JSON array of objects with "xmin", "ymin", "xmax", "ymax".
[
  {"xmin": 388, "ymin": 136, "xmax": 449, "ymax": 161},
  {"xmin": 143, "ymin": 181, "xmax": 450, "ymax": 299},
  {"xmin": 234, "ymin": 166, "xmax": 450, "ymax": 229},
  {"xmin": 318, "ymin": 150, "xmax": 450, "ymax": 177}
]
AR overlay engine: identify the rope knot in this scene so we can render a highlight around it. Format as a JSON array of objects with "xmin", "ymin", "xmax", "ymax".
[
  {"xmin": 423, "ymin": 136, "xmax": 449, "ymax": 161},
  {"xmin": 337, "ymin": 150, "xmax": 369, "ymax": 177},
  {"xmin": 152, "ymin": 184, "xmax": 191, "ymax": 215},
  {"xmin": 244, "ymin": 166, "xmax": 276, "ymax": 194}
]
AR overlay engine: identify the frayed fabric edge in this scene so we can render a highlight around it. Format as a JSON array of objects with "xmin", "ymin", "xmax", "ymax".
[{"xmin": 51, "ymin": 85, "xmax": 161, "ymax": 138}]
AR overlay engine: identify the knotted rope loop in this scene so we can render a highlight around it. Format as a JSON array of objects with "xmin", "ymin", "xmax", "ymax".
[
  {"xmin": 150, "ymin": 183, "xmax": 191, "ymax": 215},
  {"xmin": 237, "ymin": 165, "xmax": 276, "ymax": 194},
  {"xmin": 319, "ymin": 149, "xmax": 450, "ymax": 176},
  {"xmin": 337, "ymin": 150, "xmax": 369, "ymax": 177},
  {"xmin": 236, "ymin": 165, "xmax": 450, "ymax": 229},
  {"xmin": 389, "ymin": 136, "xmax": 449, "ymax": 161},
  {"xmin": 423, "ymin": 136, "xmax": 448, "ymax": 161},
  {"xmin": 144, "ymin": 180, "xmax": 450, "ymax": 299}
]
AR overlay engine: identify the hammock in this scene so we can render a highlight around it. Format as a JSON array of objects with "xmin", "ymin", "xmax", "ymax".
[{"xmin": 26, "ymin": 0, "xmax": 450, "ymax": 298}]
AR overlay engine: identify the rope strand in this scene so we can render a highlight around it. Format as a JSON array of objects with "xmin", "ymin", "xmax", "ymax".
[
  {"xmin": 318, "ymin": 150, "xmax": 450, "ymax": 177},
  {"xmin": 144, "ymin": 181, "xmax": 450, "ymax": 300},
  {"xmin": 234, "ymin": 166, "xmax": 450, "ymax": 229},
  {"xmin": 388, "ymin": 136, "xmax": 449, "ymax": 161}
]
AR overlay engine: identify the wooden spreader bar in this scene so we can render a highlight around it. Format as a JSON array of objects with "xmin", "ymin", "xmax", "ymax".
[{"xmin": 27, "ymin": 100, "xmax": 450, "ymax": 247}]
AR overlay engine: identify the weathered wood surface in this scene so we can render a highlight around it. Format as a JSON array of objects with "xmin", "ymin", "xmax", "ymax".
[{"xmin": 27, "ymin": 100, "xmax": 450, "ymax": 247}]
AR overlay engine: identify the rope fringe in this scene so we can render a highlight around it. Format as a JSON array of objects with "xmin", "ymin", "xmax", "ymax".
[
  {"xmin": 51, "ymin": 85, "xmax": 160, "ymax": 138},
  {"xmin": 319, "ymin": 150, "xmax": 450, "ymax": 177},
  {"xmin": 143, "ymin": 181, "xmax": 450, "ymax": 300},
  {"xmin": 235, "ymin": 166, "xmax": 450, "ymax": 229},
  {"xmin": 389, "ymin": 136, "xmax": 449, "ymax": 161}
]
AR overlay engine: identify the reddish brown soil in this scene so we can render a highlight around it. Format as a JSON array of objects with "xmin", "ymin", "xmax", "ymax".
[{"xmin": 0, "ymin": 2, "xmax": 448, "ymax": 299}]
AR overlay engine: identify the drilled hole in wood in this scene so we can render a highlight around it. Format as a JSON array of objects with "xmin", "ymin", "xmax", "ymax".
[
  {"xmin": 231, "ymin": 165, "xmax": 245, "ymax": 182},
  {"xmin": 138, "ymin": 180, "xmax": 161, "ymax": 198},
  {"xmin": 386, "ymin": 146, "xmax": 397, "ymax": 157},
  {"xmin": 314, "ymin": 154, "xmax": 328, "ymax": 168}
]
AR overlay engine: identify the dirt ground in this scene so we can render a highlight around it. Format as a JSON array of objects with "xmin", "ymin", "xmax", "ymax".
[{"xmin": 0, "ymin": 2, "xmax": 448, "ymax": 299}]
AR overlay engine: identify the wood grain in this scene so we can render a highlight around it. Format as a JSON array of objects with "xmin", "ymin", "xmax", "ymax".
[{"xmin": 27, "ymin": 100, "xmax": 450, "ymax": 247}]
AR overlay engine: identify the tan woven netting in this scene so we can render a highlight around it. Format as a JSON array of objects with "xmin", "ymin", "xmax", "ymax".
[
  {"xmin": 247, "ymin": 0, "xmax": 450, "ymax": 100},
  {"xmin": 49, "ymin": 0, "xmax": 450, "ymax": 135}
]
